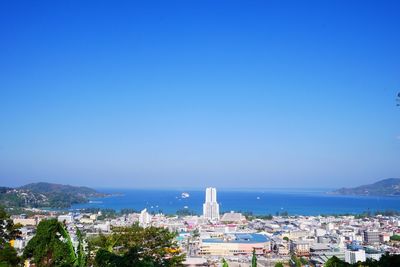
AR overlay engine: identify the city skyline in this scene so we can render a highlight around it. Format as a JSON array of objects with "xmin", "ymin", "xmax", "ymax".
[
  {"xmin": 2, "ymin": 2, "xmax": 400, "ymax": 267},
  {"xmin": 1, "ymin": 1, "xmax": 400, "ymax": 188}
]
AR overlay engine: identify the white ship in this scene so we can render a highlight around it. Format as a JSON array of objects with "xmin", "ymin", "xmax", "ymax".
[{"xmin": 181, "ymin": 192, "xmax": 190, "ymax": 198}]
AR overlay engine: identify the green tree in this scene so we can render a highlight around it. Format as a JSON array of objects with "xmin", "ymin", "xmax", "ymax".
[
  {"xmin": 0, "ymin": 206, "xmax": 21, "ymax": 266},
  {"xmin": 364, "ymin": 258, "xmax": 379, "ymax": 267},
  {"xmin": 291, "ymin": 255, "xmax": 302, "ymax": 267},
  {"xmin": 274, "ymin": 262, "xmax": 284, "ymax": 267},
  {"xmin": 0, "ymin": 243, "xmax": 20, "ymax": 267},
  {"xmin": 324, "ymin": 256, "xmax": 349, "ymax": 267},
  {"xmin": 280, "ymin": 211, "xmax": 289, "ymax": 217},
  {"xmin": 176, "ymin": 209, "xmax": 195, "ymax": 216},
  {"xmin": 23, "ymin": 219, "xmax": 76, "ymax": 267},
  {"xmin": 95, "ymin": 247, "xmax": 156, "ymax": 267},
  {"xmin": 323, "ymin": 254, "xmax": 400, "ymax": 267},
  {"xmin": 222, "ymin": 258, "xmax": 229, "ymax": 267},
  {"xmin": 0, "ymin": 207, "xmax": 21, "ymax": 242},
  {"xmin": 94, "ymin": 248, "xmax": 121, "ymax": 267},
  {"xmin": 379, "ymin": 252, "xmax": 400, "ymax": 267},
  {"xmin": 120, "ymin": 208, "xmax": 137, "ymax": 215},
  {"xmin": 252, "ymin": 248, "xmax": 257, "ymax": 267},
  {"xmin": 76, "ymin": 229, "xmax": 86, "ymax": 267},
  {"xmin": 390, "ymin": 235, "xmax": 400, "ymax": 241},
  {"xmin": 300, "ymin": 257, "xmax": 308, "ymax": 265},
  {"xmin": 191, "ymin": 228, "xmax": 200, "ymax": 239},
  {"xmin": 91, "ymin": 223, "xmax": 185, "ymax": 267}
]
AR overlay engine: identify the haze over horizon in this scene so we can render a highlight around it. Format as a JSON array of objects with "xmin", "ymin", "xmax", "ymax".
[{"xmin": 1, "ymin": 1, "xmax": 399, "ymax": 189}]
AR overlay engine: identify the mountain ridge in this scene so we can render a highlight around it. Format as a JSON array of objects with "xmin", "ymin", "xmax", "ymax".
[
  {"xmin": 0, "ymin": 182, "xmax": 106, "ymax": 208},
  {"xmin": 333, "ymin": 178, "xmax": 400, "ymax": 196}
]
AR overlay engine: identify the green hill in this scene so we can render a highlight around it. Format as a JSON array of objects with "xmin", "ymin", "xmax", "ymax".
[
  {"xmin": 333, "ymin": 178, "xmax": 400, "ymax": 196},
  {"xmin": 0, "ymin": 182, "xmax": 106, "ymax": 208},
  {"xmin": 19, "ymin": 182, "xmax": 98, "ymax": 195}
]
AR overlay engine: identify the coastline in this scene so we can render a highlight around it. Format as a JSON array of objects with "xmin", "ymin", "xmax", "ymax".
[{"xmin": 69, "ymin": 188, "xmax": 400, "ymax": 216}]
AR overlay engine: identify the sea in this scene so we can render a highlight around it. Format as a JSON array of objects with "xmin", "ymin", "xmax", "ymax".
[{"xmin": 70, "ymin": 188, "xmax": 400, "ymax": 216}]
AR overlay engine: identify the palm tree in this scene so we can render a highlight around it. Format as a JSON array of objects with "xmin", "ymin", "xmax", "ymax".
[{"xmin": 252, "ymin": 248, "xmax": 257, "ymax": 267}]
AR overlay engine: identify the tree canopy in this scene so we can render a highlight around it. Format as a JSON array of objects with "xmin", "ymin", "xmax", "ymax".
[
  {"xmin": 23, "ymin": 219, "xmax": 76, "ymax": 267},
  {"xmin": 90, "ymin": 223, "xmax": 185, "ymax": 267},
  {"xmin": 0, "ymin": 206, "xmax": 21, "ymax": 267},
  {"xmin": 252, "ymin": 248, "xmax": 257, "ymax": 267},
  {"xmin": 324, "ymin": 254, "xmax": 400, "ymax": 267}
]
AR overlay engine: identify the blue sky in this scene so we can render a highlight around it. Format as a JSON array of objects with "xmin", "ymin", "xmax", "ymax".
[{"xmin": 0, "ymin": 0, "xmax": 399, "ymax": 188}]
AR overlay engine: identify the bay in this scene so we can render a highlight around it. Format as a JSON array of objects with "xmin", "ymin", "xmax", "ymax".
[{"xmin": 71, "ymin": 188, "xmax": 400, "ymax": 216}]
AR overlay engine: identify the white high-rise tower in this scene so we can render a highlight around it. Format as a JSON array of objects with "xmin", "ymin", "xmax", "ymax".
[
  {"xmin": 139, "ymin": 208, "xmax": 152, "ymax": 227},
  {"xmin": 203, "ymin": 187, "xmax": 220, "ymax": 221}
]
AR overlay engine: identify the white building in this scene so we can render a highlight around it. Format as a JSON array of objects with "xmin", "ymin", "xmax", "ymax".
[
  {"xmin": 199, "ymin": 233, "xmax": 270, "ymax": 256},
  {"xmin": 203, "ymin": 187, "xmax": 220, "ymax": 221},
  {"xmin": 58, "ymin": 214, "xmax": 73, "ymax": 224},
  {"xmin": 94, "ymin": 221, "xmax": 110, "ymax": 232},
  {"xmin": 345, "ymin": 249, "xmax": 366, "ymax": 264},
  {"xmin": 220, "ymin": 212, "xmax": 245, "ymax": 224},
  {"xmin": 12, "ymin": 239, "xmax": 27, "ymax": 250},
  {"xmin": 13, "ymin": 218, "xmax": 38, "ymax": 226},
  {"xmin": 290, "ymin": 241, "xmax": 310, "ymax": 256},
  {"xmin": 367, "ymin": 253, "xmax": 383, "ymax": 261},
  {"xmin": 79, "ymin": 217, "xmax": 94, "ymax": 224},
  {"xmin": 139, "ymin": 208, "xmax": 152, "ymax": 227}
]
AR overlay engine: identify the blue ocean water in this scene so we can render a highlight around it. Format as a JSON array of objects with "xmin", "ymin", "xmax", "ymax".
[{"xmin": 71, "ymin": 189, "xmax": 400, "ymax": 216}]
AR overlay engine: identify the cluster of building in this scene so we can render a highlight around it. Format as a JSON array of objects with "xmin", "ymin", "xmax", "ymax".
[{"xmin": 9, "ymin": 187, "xmax": 400, "ymax": 266}]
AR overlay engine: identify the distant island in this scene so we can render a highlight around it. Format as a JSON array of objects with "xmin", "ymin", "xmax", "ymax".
[
  {"xmin": 0, "ymin": 182, "xmax": 107, "ymax": 208},
  {"xmin": 332, "ymin": 178, "xmax": 400, "ymax": 196}
]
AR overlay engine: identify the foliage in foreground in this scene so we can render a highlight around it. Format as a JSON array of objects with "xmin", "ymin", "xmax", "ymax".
[
  {"xmin": 0, "ymin": 206, "xmax": 21, "ymax": 266},
  {"xmin": 4, "ymin": 210, "xmax": 183, "ymax": 267},
  {"xmin": 23, "ymin": 219, "xmax": 78, "ymax": 267},
  {"xmin": 90, "ymin": 223, "xmax": 185, "ymax": 267},
  {"xmin": 252, "ymin": 248, "xmax": 257, "ymax": 267},
  {"xmin": 324, "ymin": 254, "xmax": 400, "ymax": 267},
  {"xmin": 390, "ymin": 234, "xmax": 400, "ymax": 241}
]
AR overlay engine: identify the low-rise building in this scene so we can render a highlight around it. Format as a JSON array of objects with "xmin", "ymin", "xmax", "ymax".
[
  {"xmin": 58, "ymin": 214, "xmax": 73, "ymax": 224},
  {"xmin": 277, "ymin": 242, "xmax": 289, "ymax": 256},
  {"xmin": 363, "ymin": 231, "xmax": 380, "ymax": 244},
  {"xmin": 345, "ymin": 249, "xmax": 366, "ymax": 264},
  {"xmin": 220, "ymin": 212, "xmax": 246, "ymax": 224},
  {"xmin": 379, "ymin": 233, "xmax": 390, "ymax": 243},
  {"xmin": 199, "ymin": 233, "xmax": 270, "ymax": 256},
  {"xmin": 290, "ymin": 241, "xmax": 310, "ymax": 256},
  {"xmin": 139, "ymin": 209, "xmax": 152, "ymax": 227},
  {"xmin": 13, "ymin": 218, "xmax": 38, "ymax": 226}
]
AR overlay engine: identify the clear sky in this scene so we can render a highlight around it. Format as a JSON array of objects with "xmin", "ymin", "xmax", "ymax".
[{"xmin": 0, "ymin": 0, "xmax": 399, "ymax": 189}]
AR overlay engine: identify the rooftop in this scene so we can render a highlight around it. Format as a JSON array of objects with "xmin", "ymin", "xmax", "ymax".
[{"xmin": 202, "ymin": 233, "xmax": 269, "ymax": 244}]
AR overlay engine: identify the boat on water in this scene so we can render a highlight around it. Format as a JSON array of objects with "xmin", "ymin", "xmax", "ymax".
[
  {"xmin": 89, "ymin": 200, "xmax": 103, "ymax": 204},
  {"xmin": 181, "ymin": 192, "xmax": 190, "ymax": 198}
]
